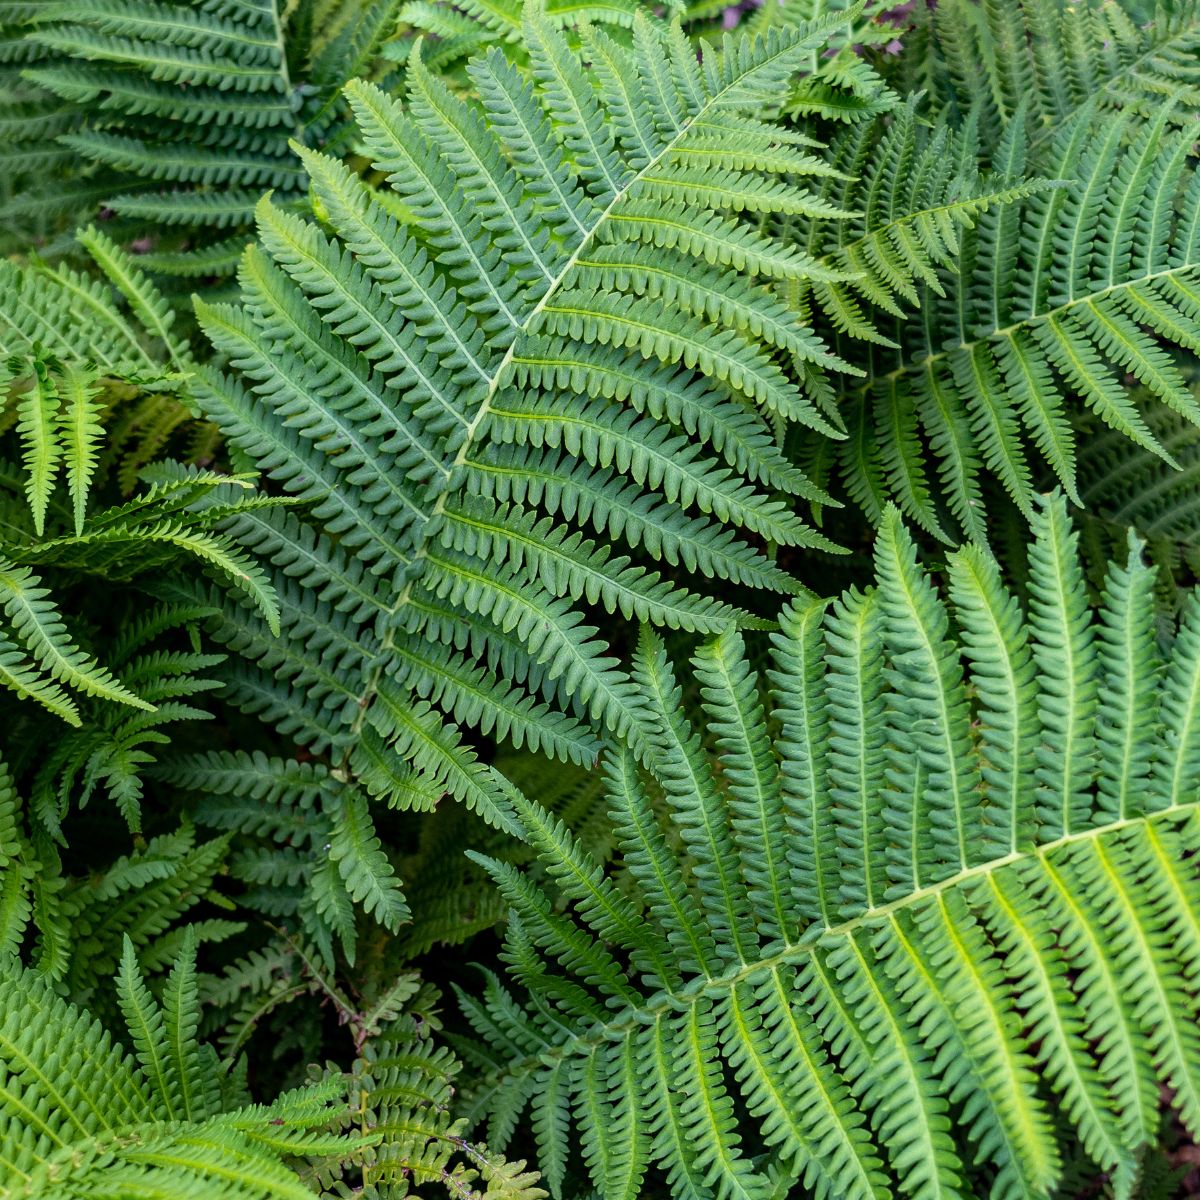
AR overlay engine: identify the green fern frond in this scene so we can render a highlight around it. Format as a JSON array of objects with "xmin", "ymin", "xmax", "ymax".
[
  {"xmin": 0, "ymin": 941, "xmax": 355, "ymax": 1199},
  {"xmin": 13, "ymin": 606, "xmax": 225, "ymax": 834},
  {"xmin": 0, "ymin": 440, "xmax": 279, "ymax": 720},
  {"xmin": 336, "ymin": 983, "xmax": 547, "ymax": 1200},
  {"xmin": 167, "ymin": 746, "xmax": 411, "ymax": 966},
  {"xmin": 800, "ymin": 86, "xmax": 1200, "ymax": 539},
  {"xmin": 10, "ymin": 0, "xmax": 404, "ymax": 275},
  {"xmin": 0, "ymin": 796, "xmax": 235, "ymax": 986},
  {"xmin": 0, "ymin": 234, "xmax": 189, "ymax": 372},
  {"xmin": 909, "ymin": 0, "xmax": 1200, "ymax": 138},
  {"xmin": 1068, "ymin": 403, "xmax": 1200, "ymax": 608},
  {"xmin": 461, "ymin": 493, "xmax": 1200, "ymax": 1200},
  {"xmin": 191, "ymin": 8, "xmax": 878, "ymax": 834}
]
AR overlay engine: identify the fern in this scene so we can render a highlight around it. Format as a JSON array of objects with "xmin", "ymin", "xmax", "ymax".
[
  {"xmin": 0, "ymin": 233, "xmax": 280, "ymax": 721},
  {"xmin": 907, "ymin": 0, "xmax": 1200, "ymax": 137},
  {"xmin": 460, "ymin": 493, "xmax": 1200, "ymax": 1200},
  {"xmin": 8, "ymin": 3, "xmax": 1200, "ymax": 1197},
  {"xmin": 384, "ymin": 0, "xmax": 898, "ymax": 118},
  {"xmin": 1065, "ymin": 401, "xmax": 1200, "ymax": 607},
  {"xmin": 0, "ymin": 938, "xmax": 355, "ymax": 1199},
  {"xmin": 169, "ymin": 747, "xmax": 410, "ymax": 966},
  {"xmin": 345, "ymin": 1025, "xmax": 547, "ymax": 1199},
  {"xmin": 797, "ymin": 106, "xmax": 1200, "ymax": 537},
  {"xmin": 0, "ymin": 377, "xmax": 279, "ymax": 723},
  {"xmin": 0, "ymin": 228, "xmax": 190, "ymax": 375},
  {"xmin": 190, "ymin": 7, "xmax": 877, "ymax": 836},
  {"xmin": 6, "ymin": 0, "xmax": 405, "ymax": 276}
]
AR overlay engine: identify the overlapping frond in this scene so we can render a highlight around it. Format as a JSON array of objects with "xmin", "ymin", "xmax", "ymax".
[
  {"xmin": 8, "ymin": 0, "xmax": 403, "ymax": 274},
  {"xmin": 0, "ymin": 403, "xmax": 278, "ymax": 722},
  {"xmin": 0, "ymin": 691, "xmax": 240, "ymax": 982},
  {"xmin": 796, "ymin": 84, "xmax": 1200, "ymax": 541},
  {"xmin": 908, "ymin": 0, "xmax": 1200, "ymax": 138},
  {"xmin": 192, "ymin": 7, "xmax": 873, "ymax": 834},
  {"xmin": 0, "ymin": 941, "xmax": 353, "ymax": 1200},
  {"xmin": 461, "ymin": 494, "xmax": 1200, "ymax": 1200},
  {"xmin": 1070, "ymin": 403, "xmax": 1200, "ymax": 606},
  {"xmin": 0, "ymin": 228, "xmax": 189, "ymax": 374},
  {"xmin": 170, "ymin": 747, "xmax": 410, "ymax": 966}
]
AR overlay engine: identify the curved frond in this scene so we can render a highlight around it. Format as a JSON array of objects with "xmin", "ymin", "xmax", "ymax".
[
  {"xmin": 0, "ymin": 943, "xmax": 354, "ymax": 1200},
  {"xmin": 463, "ymin": 494, "xmax": 1200, "ymax": 1200},
  {"xmin": 195, "ymin": 9, "xmax": 870, "ymax": 827}
]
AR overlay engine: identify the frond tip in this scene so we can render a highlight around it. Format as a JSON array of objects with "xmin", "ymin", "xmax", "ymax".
[{"xmin": 463, "ymin": 492, "xmax": 1200, "ymax": 1200}]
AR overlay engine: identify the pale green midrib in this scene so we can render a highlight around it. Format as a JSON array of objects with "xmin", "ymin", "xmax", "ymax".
[
  {"xmin": 848, "ymin": 603, "xmax": 877, "ymax": 911},
  {"xmin": 485, "ymin": 802, "xmax": 1200, "ymax": 1076},
  {"xmin": 847, "ymin": 258, "xmax": 1200, "ymax": 397},
  {"xmin": 348, "ymin": 39, "xmax": 806, "ymax": 740}
]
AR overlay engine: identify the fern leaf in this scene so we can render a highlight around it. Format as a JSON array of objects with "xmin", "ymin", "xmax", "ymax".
[
  {"xmin": 53, "ymin": 362, "xmax": 104, "ymax": 537},
  {"xmin": 463, "ymin": 496, "xmax": 1200, "ymax": 1200},
  {"xmin": 0, "ymin": 948, "xmax": 355, "ymax": 1197},
  {"xmin": 195, "ymin": 10, "xmax": 864, "ymax": 847},
  {"xmin": 14, "ymin": 358, "xmax": 62, "ymax": 537}
]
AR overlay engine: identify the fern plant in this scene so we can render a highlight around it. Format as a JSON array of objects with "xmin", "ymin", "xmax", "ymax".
[
  {"xmin": 191, "ymin": 6, "xmax": 881, "ymax": 840},
  {"xmin": 1, "ymin": 225, "xmax": 191, "ymax": 374},
  {"xmin": 339, "ymin": 982, "xmax": 546, "ymax": 1200},
  {"xmin": 1, "ymin": 776, "xmax": 237, "ymax": 995},
  {"xmin": 0, "ymin": 937, "xmax": 355, "ymax": 1199},
  {"xmin": 383, "ymin": 0, "xmax": 899, "ymax": 118},
  {"xmin": 0, "ymin": 357, "xmax": 279, "ymax": 724},
  {"xmin": 778, "ymin": 1, "xmax": 1200, "ymax": 542},
  {"xmin": 10, "ymin": 3, "xmax": 1200, "ymax": 1199},
  {"xmin": 460, "ymin": 494, "xmax": 1200, "ymax": 1200},
  {"xmin": 168, "ymin": 747, "xmax": 410, "ymax": 967},
  {"xmin": 5, "ymin": 0, "xmax": 406, "ymax": 278},
  {"xmin": 905, "ymin": 0, "xmax": 1200, "ymax": 135}
]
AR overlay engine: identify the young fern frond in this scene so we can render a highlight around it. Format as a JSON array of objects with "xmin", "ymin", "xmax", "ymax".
[
  {"xmin": 740, "ymin": 0, "xmax": 901, "ymax": 123},
  {"xmin": 1, "ymin": 708, "xmax": 239, "ymax": 980},
  {"xmin": 338, "ymin": 992, "xmax": 547, "ymax": 1200},
  {"xmin": 0, "ymin": 421, "xmax": 280, "ymax": 721},
  {"xmin": 461, "ymin": 494, "xmax": 1200, "ymax": 1200},
  {"xmin": 192, "ymin": 7, "xmax": 873, "ymax": 833}
]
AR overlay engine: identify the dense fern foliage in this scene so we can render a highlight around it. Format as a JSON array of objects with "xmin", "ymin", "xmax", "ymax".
[
  {"xmin": 785, "ymin": 2, "xmax": 1200, "ymax": 540},
  {"xmin": 190, "ymin": 7, "xmax": 872, "ymax": 870},
  {"xmin": 10, "ymin": 2, "xmax": 1200, "ymax": 1199},
  {"xmin": 4, "ymin": 0, "xmax": 406, "ymax": 278},
  {"xmin": 0, "ymin": 940, "xmax": 354, "ymax": 1199}
]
